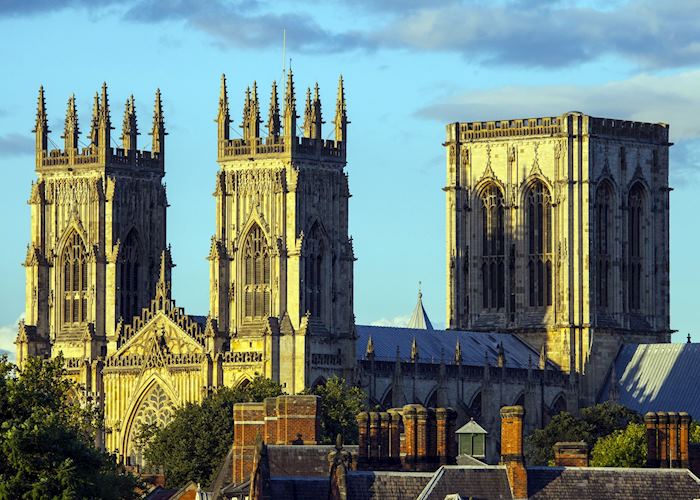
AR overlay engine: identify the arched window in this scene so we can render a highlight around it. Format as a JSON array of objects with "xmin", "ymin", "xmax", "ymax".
[
  {"xmin": 526, "ymin": 181, "xmax": 552, "ymax": 308},
  {"xmin": 305, "ymin": 223, "xmax": 325, "ymax": 317},
  {"xmin": 62, "ymin": 232, "xmax": 88, "ymax": 325},
  {"xmin": 480, "ymin": 185, "xmax": 505, "ymax": 310},
  {"xmin": 595, "ymin": 183, "xmax": 614, "ymax": 309},
  {"xmin": 243, "ymin": 224, "xmax": 270, "ymax": 318},
  {"xmin": 119, "ymin": 230, "xmax": 140, "ymax": 321},
  {"xmin": 628, "ymin": 183, "xmax": 645, "ymax": 312}
]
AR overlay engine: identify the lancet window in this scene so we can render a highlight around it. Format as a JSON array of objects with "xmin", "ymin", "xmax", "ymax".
[
  {"xmin": 526, "ymin": 181, "xmax": 552, "ymax": 308},
  {"xmin": 628, "ymin": 183, "xmax": 646, "ymax": 312},
  {"xmin": 480, "ymin": 185, "xmax": 505, "ymax": 310},
  {"xmin": 62, "ymin": 232, "xmax": 88, "ymax": 325},
  {"xmin": 119, "ymin": 230, "xmax": 140, "ymax": 321},
  {"xmin": 304, "ymin": 223, "xmax": 325, "ymax": 317},
  {"xmin": 595, "ymin": 183, "xmax": 614, "ymax": 309},
  {"xmin": 243, "ymin": 224, "xmax": 271, "ymax": 318}
]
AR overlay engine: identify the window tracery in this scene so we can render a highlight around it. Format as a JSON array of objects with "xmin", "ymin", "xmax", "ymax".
[
  {"xmin": 305, "ymin": 223, "xmax": 325, "ymax": 317},
  {"xmin": 526, "ymin": 181, "xmax": 552, "ymax": 308},
  {"xmin": 243, "ymin": 224, "xmax": 270, "ymax": 318},
  {"xmin": 595, "ymin": 183, "xmax": 614, "ymax": 309},
  {"xmin": 628, "ymin": 183, "xmax": 645, "ymax": 312},
  {"xmin": 480, "ymin": 185, "xmax": 505, "ymax": 310},
  {"xmin": 119, "ymin": 230, "xmax": 140, "ymax": 321},
  {"xmin": 61, "ymin": 231, "xmax": 88, "ymax": 325}
]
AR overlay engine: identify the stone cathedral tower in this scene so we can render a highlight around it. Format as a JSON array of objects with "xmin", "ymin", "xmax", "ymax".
[
  {"xmin": 208, "ymin": 72, "xmax": 355, "ymax": 393},
  {"xmin": 445, "ymin": 113, "xmax": 671, "ymax": 401},
  {"xmin": 16, "ymin": 84, "xmax": 168, "ymax": 373}
]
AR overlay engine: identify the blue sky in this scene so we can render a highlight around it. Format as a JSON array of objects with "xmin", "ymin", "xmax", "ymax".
[{"xmin": 1, "ymin": 0, "xmax": 700, "ymax": 357}]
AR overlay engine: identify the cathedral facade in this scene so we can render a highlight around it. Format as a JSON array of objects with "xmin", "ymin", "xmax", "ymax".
[{"xmin": 444, "ymin": 114, "xmax": 671, "ymax": 400}]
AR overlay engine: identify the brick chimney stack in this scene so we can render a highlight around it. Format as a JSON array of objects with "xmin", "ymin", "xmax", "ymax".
[
  {"xmin": 644, "ymin": 411, "xmax": 693, "ymax": 469},
  {"xmin": 553, "ymin": 442, "xmax": 589, "ymax": 467},
  {"xmin": 500, "ymin": 405, "xmax": 528, "ymax": 500}
]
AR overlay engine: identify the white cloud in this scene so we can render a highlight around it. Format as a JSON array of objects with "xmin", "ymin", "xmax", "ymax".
[
  {"xmin": 369, "ymin": 314, "xmax": 411, "ymax": 328},
  {"xmin": 0, "ymin": 314, "xmax": 23, "ymax": 362}
]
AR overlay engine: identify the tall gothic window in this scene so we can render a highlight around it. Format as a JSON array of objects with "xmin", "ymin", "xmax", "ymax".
[
  {"xmin": 305, "ymin": 223, "xmax": 325, "ymax": 317},
  {"xmin": 62, "ymin": 232, "xmax": 88, "ymax": 325},
  {"xmin": 119, "ymin": 230, "xmax": 140, "ymax": 321},
  {"xmin": 628, "ymin": 183, "xmax": 645, "ymax": 312},
  {"xmin": 595, "ymin": 183, "xmax": 614, "ymax": 309},
  {"xmin": 243, "ymin": 224, "xmax": 271, "ymax": 318},
  {"xmin": 526, "ymin": 181, "xmax": 552, "ymax": 308},
  {"xmin": 480, "ymin": 185, "xmax": 505, "ymax": 310}
]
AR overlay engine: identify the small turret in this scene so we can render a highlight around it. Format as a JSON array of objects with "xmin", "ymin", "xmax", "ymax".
[
  {"xmin": 217, "ymin": 74, "xmax": 230, "ymax": 142},
  {"xmin": 121, "ymin": 95, "xmax": 138, "ymax": 153},
  {"xmin": 151, "ymin": 88, "xmax": 166, "ymax": 157},
  {"xmin": 410, "ymin": 336, "xmax": 419, "ymax": 362},
  {"xmin": 334, "ymin": 75, "xmax": 348, "ymax": 145},
  {"xmin": 62, "ymin": 94, "xmax": 79, "ymax": 152},
  {"xmin": 311, "ymin": 83, "xmax": 323, "ymax": 140},
  {"xmin": 454, "ymin": 340, "xmax": 463, "ymax": 365},
  {"xmin": 250, "ymin": 81, "xmax": 261, "ymax": 141},
  {"xmin": 89, "ymin": 92, "xmax": 99, "ymax": 147},
  {"xmin": 33, "ymin": 86, "xmax": 49, "ymax": 157},
  {"xmin": 155, "ymin": 247, "xmax": 173, "ymax": 302},
  {"xmin": 302, "ymin": 87, "xmax": 313, "ymax": 138},
  {"xmin": 283, "ymin": 69, "xmax": 296, "ymax": 139},
  {"xmin": 365, "ymin": 335, "xmax": 375, "ymax": 360},
  {"xmin": 98, "ymin": 82, "xmax": 112, "ymax": 158},
  {"xmin": 267, "ymin": 80, "xmax": 280, "ymax": 139},
  {"xmin": 497, "ymin": 341, "xmax": 506, "ymax": 368}
]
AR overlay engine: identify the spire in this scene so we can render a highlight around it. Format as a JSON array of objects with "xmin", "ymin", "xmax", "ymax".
[
  {"xmin": 155, "ymin": 247, "xmax": 173, "ymax": 302},
  {"xmin": 410, "ymin": 336, "xmax": 419, "ymax": 362},
  {"xmin": 283, "ymin": 69, "xmax": 296, "ymax": 139},
  {"xmin": 121, "ymin": 95, "xmax": 138, "ymax": 152},
  {"xmin": 454, "ymin": 340, "xmax": 463, "ymax": 365},
  {"xmin": 267, "ymin": 80, "xmax": 280, "ymax": 139},
  {"xmin": 62, "ymin": 94, "xmax": 79, "ymax": 152},
  {"xmin": 302, "ymin": 87, "xmax": 313, "ymax": 138},
  {"xmin": 497, "ymin": 341, "xmax": 505, "ymax": 368},
  {"xmin": 365, "ymin": 335, "xmax": 375, "ymax": 360},
  {"xmin": 538, "ymin": 342, "xmax": 547, "ymax": 370},
  {"xmin": 310, "ymin": 82, "xmax": 323, "ymax": 140},
  {"xmin": 98, "ymin": 82, "xmax": 112, "ymax": 158},
  {"xmin": 89, "ymin": 92, "xmax": 99, "ymax": 147},
  {"xmin": 33, "ymin": 85, "xmax": 49, "ymax": 154},
  {"xmin": 217, "ymin": 74, "xmax": 230, "ymax": 142},
  {"xmin": 250, "ymin": 81, "xmax": 260, "ymax": 140},
  {"xmin": 334, "ymin": 74, "xmax": 348, "ymax": 145},
  {"xmin": 407, "ymin": 283, "xmax": 434, "ymax": 330},
  {"xmin": 151, "ymin": 88, "xmax": 166, "ymax": 157}
]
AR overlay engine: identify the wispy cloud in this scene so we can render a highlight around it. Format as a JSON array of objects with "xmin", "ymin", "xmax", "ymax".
[
  {"xmin": 0, "ymin": 314, "xmax": 22, "ymax": 362},
  {"xmin": 369, "ymin": 314, "xmax": 411, "ymax": 328},
  {"xmin": 0, "ymin": 133, "xmax": 34, "ymax": 157}
]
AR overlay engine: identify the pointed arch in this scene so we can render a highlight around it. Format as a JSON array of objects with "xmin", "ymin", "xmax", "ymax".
[
  {"xmin": 236, "ymin": 377, "xmax": 252, "ymax": 389},
  {"xmin": 595, "ymin": 180, "xmax": 616, "ymax": 310},
  {"xmin": 627, "ymin": 181, "xmax": 647, "ymax": 312},
  {"xmin": 467, "ymin": 390, "xmax": 482, "ymax": 421},
  {"xmin": 524, "ymin": 179, "xmax": 552, "ymax": 308},
  {"xmin": 119, "ymin": 228, "xmax": 142, "ymax": 322},
  {"xmin": 425, "ymin": 387, "xmax": 438, "ymax": 408},
  {"xmin": 242, "ymin": 223, "xmax": 271, "ymax": 319},
  {"xmin": 548, "ymin": 392, "xmax": 567, "ymax": 419},
  {"xmin": 60, "ymin": 229, "xmax": 89, "ymax": 326},
  {"xmin": 121, "ymin": 375, "xmax": 178, "ymax": 467},
  {"xmin": 304, "ymin": 221, "xmax": 327, "ymax": 318},
  {"xmin": 379, "ymin": 385, "xmax": 393, "ymax": 410},
  {"xmin": 513, "ymin": 391, "xmax": 525, "ymax": 407},
  {"xmin": 478, "ymin": 183, "xmax": 505, "ymax": 311},
  {"xmin": 310, "ymin": 376, "xmax": 327, "ymax": 391}
]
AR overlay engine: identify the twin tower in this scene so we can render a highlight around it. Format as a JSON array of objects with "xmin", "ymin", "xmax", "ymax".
[{"xmin": 18, "ymin": 72, "xmax": 355, "ymax": 393}]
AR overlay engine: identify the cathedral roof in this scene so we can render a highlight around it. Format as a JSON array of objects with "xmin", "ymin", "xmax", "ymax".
[
  {"xmin": 407, "ymin": 287, "xmax": 433, "ymax": 330},
  {"xmin": 600, "ymin": 342, "xmax": 700, "ymax": 417},
  {"xmin": 355, "ymin": 325, "xmax": 554, "ymax": 370}
]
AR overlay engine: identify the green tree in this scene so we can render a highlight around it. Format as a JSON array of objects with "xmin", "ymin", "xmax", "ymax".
[
  {"xmin": 590, "ymin": 422, "xmax": 647, "ymax": 467},
  {"xmin": 525, "ymin": 402, "xmax": 641, "ymax": 465},
  {"xmin": 143, "ymin": 376, "xmax": 283, "ymax": 488},
  {"xmin": 0, "ymin": 354, "xmax": 139, "ymax": 499},
  {"xmin": 305, "ymin": 376, "xmax": 367, "ymax": 445},
  {"xmin": 690, "ymin": 421, "xmax": 700, "ymax": 443}
]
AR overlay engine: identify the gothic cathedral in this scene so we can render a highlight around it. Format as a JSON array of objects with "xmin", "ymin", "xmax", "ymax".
[{"xmin": 16, "ymin": 73, "xmax": 355, "ymax": 465}]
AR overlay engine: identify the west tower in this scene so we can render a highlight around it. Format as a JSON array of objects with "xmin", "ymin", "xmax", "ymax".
[
  {"xmin": 17, "ymin": 84, "xmax": 168, "ymax": 370},
  {"xmin": 444, "ymin": 113, "xmax": 671, "ymax": 401},
  {"xmin": 209, "ymin": 73, "xmax": 355, "ymax": 392}
]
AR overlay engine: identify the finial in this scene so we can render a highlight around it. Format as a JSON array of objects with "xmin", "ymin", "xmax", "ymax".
[
  {"xmin": 303, "ymin": 87, "xmax": 312, "ymax": 138},
  {"xmin": 418, "ymin": 281, "xmax": 422, "ymax": 299},
  {"xmin": 310, "ymin": 82, "xmax": 323, "ymax": 139},
  {"xmin": 454, "ymin": 340, "xmax": 462, "ymax": 364},
  {"xmin": 497, "ymin": 341, "xmax": 505, "ymax": 368},
  {"xmin": 33, "ymin": 86, "xmax": 49, "ymax": 153},
  {"xmin": 267, "ymin": 80, "xmax": 280, "ymax": 138},
  {"xmin": 688, "ymin": 333, "xmax": 692, "ymax": 344},
  {"xmin": 62, "ymin": 94, "xmax": 79, "ymax": 151},
  {"xmin": 538, "ymin": 342, "xmax": 547, "ymax": 370},
  {"xmin": 90, "ymin": 92, "xmax": 99, "ymax": 147},
  {"xmin": 283, "ymin": 68, "xmax": 296, "ymax": 138},
  {"xmin": 365, "ymin": 335, "xmax": 375, "ymax": 359},
  {"xmin": 217, "ymin": 74, "xmax": 230, "ymax": 142},
  {"xmin": 100, "ymin": 82, "xmax": 110, "ymax": 121},
  {"xmin": 121, "ymin": 95, "xmax": 138, "ymax": 152},
  {"xmin": 410, "ymin": 336, "xmax": 419, "ymax": 362},
  {"xmin": 155, "ymin": 248, "xmax": 172, "ymax": 302},
  {"xmin": 151, "ymin": 89, "xmax": 166, "ymax": 156}
]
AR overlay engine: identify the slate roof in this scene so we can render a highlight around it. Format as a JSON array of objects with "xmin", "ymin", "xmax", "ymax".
[
  {"xmin": 346, "ymin": 471, "xmax": 433, "ymax": 500},
  {"xmin": 407, "ymin": 291, "xmax": 434, "ymax": 330},
  {"xmin": 600, "ymin": 343, "xmax": 700, "ymax": 417},
  {"xmin": 269, "ymin": 477, "xmax": 329, "ymax": 499},
  {"xmin": 527, "ymin": 467, "xmax": 700, "ymax": 500},
  {"xmin": 417, "ymin": 466, "xmax": 513, "ymax": 500},
  {"xmin": 267, "ymin": 444, "xmax": 358, "ymax": 477},
  {"xmin": 356, "ymin": 325, "xmax": 555, "ymax": 369}
]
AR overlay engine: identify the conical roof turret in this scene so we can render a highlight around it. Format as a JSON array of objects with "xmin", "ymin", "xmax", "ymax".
[{"xmin": 407, "ymin": 283, "xmax": 433, "ymax": 330}]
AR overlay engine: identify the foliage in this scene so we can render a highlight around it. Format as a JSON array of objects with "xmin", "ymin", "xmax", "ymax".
[
  {"xmin": 525, "ymin": 402, "xmax": 641, "ymax": 465},
  {"xmin": 0, "ymin": 354, "xmax": 140, "ymax": 499},
  {"xmin": 590, "ymin": 423, "xmax": 647, "ymax": 467},
  {"xmin": 690, "ymin": 421, "xmax": 700, "ymax": 444},
  {"xmin": 143, "ymin": 376, "xmax": 283, "ymax": 488},
  {"xmin": 305, "ymin": 376, "xmax": 368, "ymax": 445}
]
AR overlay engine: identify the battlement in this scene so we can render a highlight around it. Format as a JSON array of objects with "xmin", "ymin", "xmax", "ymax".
[
  {"xmin": 216, "ymin": 72, "xmax": 348, "ymax": 164},
  {"xmin": 33, "ymin": 83, "xmax": 166, "ymax": 174},
  {"xmin": 448, "ymin": 112, "xmax": 669, "ymax": 144}
]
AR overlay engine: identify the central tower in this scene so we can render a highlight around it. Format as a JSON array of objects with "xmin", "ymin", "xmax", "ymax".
[{"xmin": 209, "ymin": 72, "xmax": 355, "ymax": 392}]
